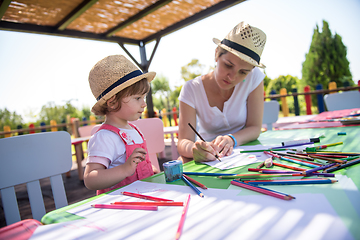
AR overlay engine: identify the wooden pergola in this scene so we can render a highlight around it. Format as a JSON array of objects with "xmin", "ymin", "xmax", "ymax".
[{"xmin": 0, "ymin": 0, "xmax": 246, "ymax": 116}]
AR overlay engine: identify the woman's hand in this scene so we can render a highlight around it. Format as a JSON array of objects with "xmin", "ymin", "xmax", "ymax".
[
  {"xmin": 212, "ymin": 135, "xmax": 235, "ymax": 158},
  {"xmin": 192, "ymin": 140, "xmax": 219, "ymax": 162},
  {"xmin": 124, "ymin": 148, "xmax": 147, "ymax": 175}
]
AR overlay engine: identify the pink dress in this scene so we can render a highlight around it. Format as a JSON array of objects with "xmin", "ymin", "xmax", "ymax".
[{"xmin": 96, "ymin": 123, "xmax": 154, "ymax": 195}]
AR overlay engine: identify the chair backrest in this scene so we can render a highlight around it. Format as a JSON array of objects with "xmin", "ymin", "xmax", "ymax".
[
  {"xmin": 89, "ymin": 119, "xmax": 165, "ymax": 170},
  {"xmin": 0, "ymin": 131, "xmax": 72, "ymax": 225},
  {"xmin": 324, "ymin": 91, "xmax": 360, "ymax": 111},
  {"xmin": 78, "ymin": 125, "xmax": 97, "ymax": 137},
  {"xmin": 130, "ymin": 118, "xmax": 165, "ymax": 171},
  {"xmin": 262, "ymin": 101, "xmax": 280, "ymax": 131}
]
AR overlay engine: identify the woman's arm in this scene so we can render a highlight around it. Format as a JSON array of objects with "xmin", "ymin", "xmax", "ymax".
[
  {"xmin": 227, "ymin": 81, "xmax": 264, "ymax": 146},
  {"xmin": 177, "ymin": 101, "xmax": 220, "ymax": 162}
]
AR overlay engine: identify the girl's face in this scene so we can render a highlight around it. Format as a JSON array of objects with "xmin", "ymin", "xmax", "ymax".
[
  {"xmin": 114, "ymin": 93, "xmax": 147, "ymax": 122},
  {"xmin": 214, "ymin": 51, "xmax": 254, "ymax": 89}
]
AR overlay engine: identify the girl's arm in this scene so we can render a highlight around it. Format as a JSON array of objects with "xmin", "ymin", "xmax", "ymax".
[{"xmin": 83, "ymin": 148, "xmax": 146, "ymax": 190}]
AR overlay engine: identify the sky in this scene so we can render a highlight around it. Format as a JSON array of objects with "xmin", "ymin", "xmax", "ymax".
[{"xmin": 1, "ymin": 0, "xmax": 359, "ymax": 122}]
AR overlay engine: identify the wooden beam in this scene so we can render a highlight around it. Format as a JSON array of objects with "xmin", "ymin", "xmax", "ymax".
[
  {"xmin": 142, "ymin": 0, "xmax": 245, "ymax": 44},
  {"xmin": 105, "ymin": 0, "xmax": 172, "ymax": 37},
  {"xmin": 56, "ymin": 0, "xmax": 99, "ymax": 31},
  {"xmin": 0, "ymin": 0, "xmax": 11, "ymax": 19}
]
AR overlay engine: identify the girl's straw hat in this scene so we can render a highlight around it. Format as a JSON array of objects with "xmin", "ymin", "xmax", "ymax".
[
  {"xmin": 89, "ymin": 55, "xmax": 156, "ymax": 115},
  {"xmin": 213, "ymin": 21, "xmax": 266, "ymax": 68}
]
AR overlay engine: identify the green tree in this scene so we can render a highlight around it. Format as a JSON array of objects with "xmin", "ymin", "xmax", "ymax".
[
  {"xmin": 302, "ymin": 20, "xmax": 353, "ymax": 92},
  {"xmin": 151, "ymin": 75, "xmax": 171, "ymax": 111},
  {"xmin": 181, "ymin": 59, "xmax": 206, "ymax": 82},
  {"xmin": 0, "ymin": 108, "xmax": 23, "ymax": 131}
]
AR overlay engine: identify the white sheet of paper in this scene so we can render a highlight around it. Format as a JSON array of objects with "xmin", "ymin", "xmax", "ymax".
[{"xmin": 30, "ymin": 181, "xmax": 353, "ymax": 240}]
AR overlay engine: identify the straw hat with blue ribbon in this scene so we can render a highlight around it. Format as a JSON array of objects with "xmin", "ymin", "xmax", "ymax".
[
  {"xmin": 213, "ymin": 21, "xmax": 266, "ymax": 68},
  {"xmin": 89, "ymin": 55, "xmax": 156, "ymax": 115}
]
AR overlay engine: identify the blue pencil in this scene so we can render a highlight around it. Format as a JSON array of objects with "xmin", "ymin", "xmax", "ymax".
[
  {"xmin": 181, "ymin": 176, "xmax": 204, "ymax": 197},
  {"xmin": 245, "ymin": 179, "xmax": 337, "ymax": 185},
  {"xmin": 233, "ymin": 180, "xmax": 295, "ymax": 199},
  {"xmin": 183, "ymin": 172, "xmax": 236, "ymax": 176}
]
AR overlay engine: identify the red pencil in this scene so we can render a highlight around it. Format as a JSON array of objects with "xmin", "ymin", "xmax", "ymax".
[
  {"xmin": 112, "ymin": 201, "xmax": 183, "ymax": 206},
  {"xmin": 183, "ymin": 174, "xmax": 208, "ymax": 189},
  {"xmin": 121, "ymin": 191, "xmax": 174, "ymax": 202},
  {"xmin": 91, "ymin": 204, "xmax": 158, "ymax": 211},
  {"xmin": 175, "ymin": 194, "xmax": 191, "ymax": 240},
  {"xmin": 230, "ymin": 180, "xmax": 293, "ymax": 200}
]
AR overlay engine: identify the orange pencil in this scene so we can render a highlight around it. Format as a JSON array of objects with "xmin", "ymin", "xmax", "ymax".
[{"xmin": 183, "ymin": 174, "xmax": 208, "ymax": 189}]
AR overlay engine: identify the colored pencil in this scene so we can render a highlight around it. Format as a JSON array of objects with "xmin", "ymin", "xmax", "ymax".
[
  {"xmin": 244, "ymin": 179, "xmax": 338, "ymax": 185},
  {"xmin": 175, "ymin": 194, "xmax": 191, "ymax": 240},
  {"xmin": 252, "ymin": 169, "xmax": 335, "ymax": 177},
  {"xmin": 183, "ymin": 172, "xmax": 236, "ymax": 176},
  {"xmin": 91, "ymin": 204, "xmax": 158, "ymax": 211},
  {"xmin": 121, "ymin": 191, "xmax": 174, "ymax": 202},
  {"xmin": 218, "ymin": 173, "xmax": 303, "ymax": 179},
  {"xmin": 272, "ymin": 162, "xmax": 307, "ymax": 171},
  {"xmin": 278, "ymin": 156, "xmax": 321, "ymax": 168},
  {"xmin": 256, "ymin": 161, "xmax": 265, "ymax": 169},
  {"xmin": 239, "ymin": 148, "xmax": 289, "ymax": 153},
  {"xmin": 324, "ymin": 157, "xmax": 360, "ymax": 172},
  {"xmin": 272, "ymin": 151, "xmax": 315, "ymax": 161},
  {"xmin": 183, "ymin": 174, "xmax": 208, "ymax": 189},
  {"xmin": 181, "ymin": 175, "xmax": 204, "ymax": 197},
  {"xmin": 231, "ymin": 180, "xmax": 293, "ymax": 200},
  {"xmin": 270, "ymin": 151, "xmax": 323, "ymax": 166},
  {"xmin": 112, "ymin": 201, "xmax": 184, "ymax": 206},
  {"xmin": 315, "ymin": 141, "xmax": 343, "ymax": 150},
  {"xmin": 304, "ymin": 163, "xmax": 336, "ymax": 176},
  {"xmin": 188, "ymin": 123, "xmax": 221, "ymax": 161},
  {"xmin": 242, "ymin": 182, "xmax": 296, "ymax": 199},
  {"xmin": 271, "ymin": 142, "xmax": 313, "ymax": 149}
]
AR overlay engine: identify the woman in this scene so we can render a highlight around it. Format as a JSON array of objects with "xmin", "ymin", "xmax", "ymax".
[{"xmin": 177, "ymin": 22, "xmax": 267, "ymax": 163}]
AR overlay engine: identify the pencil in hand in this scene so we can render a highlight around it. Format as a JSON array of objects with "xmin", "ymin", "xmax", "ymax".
[{"xmin": 188, "ymin": 123, "xmax": 221, "ymax": 161}]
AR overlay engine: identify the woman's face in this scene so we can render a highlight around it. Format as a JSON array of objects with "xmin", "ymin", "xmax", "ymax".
[{"xmin": 214, "ymin": 51, "xmax": 254, "ymax": 90}]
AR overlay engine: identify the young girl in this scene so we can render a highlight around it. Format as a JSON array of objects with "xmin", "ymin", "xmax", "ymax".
[{"xmin": 84, "ymin": 55, "xmax": 159, "ymax": 195}]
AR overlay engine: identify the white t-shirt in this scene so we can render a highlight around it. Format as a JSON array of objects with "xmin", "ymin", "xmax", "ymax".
[
  {"xmin": 178, "ymin": 67, "xmax": 265, "ymax": 141},
  {"xmin": 86, "ymin": 127, "xmax": 143, "ymax": 169}
]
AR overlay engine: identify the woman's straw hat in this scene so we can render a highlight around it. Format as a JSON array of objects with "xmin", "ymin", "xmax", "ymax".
[
  {"xmin": 89, "ymin": 55, "xmax": 156, "ymax": 115},
  {"xmin": 213, "ymin": 21, "xmax": 266, "ymax": 68}
]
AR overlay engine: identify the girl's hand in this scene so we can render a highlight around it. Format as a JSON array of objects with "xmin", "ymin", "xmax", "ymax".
[
  {"xmin": 192, "ymin": 140, "xmax": 219, "ymax": 162},
  {"xmin": 212, "ymin": 135, "xmax": 234, "ymax": 158},
  {"xmin": 125, "ymin": 148, "xmax": 147, "ymax": 175}
]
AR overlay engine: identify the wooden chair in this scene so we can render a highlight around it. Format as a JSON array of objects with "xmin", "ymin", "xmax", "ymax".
[
  {"xmin": 324, "ymin": 91, "xmax": 360, "ymax": 111},
  {"xmin": 90, "ymin": 119, "xmax": 165, "ymax": 171},
  {"xmin": 0, "ymin": 131, "xmax": 72, "ymax": 225},
  {"xmin": 262, "ymin": 101, "xmax": 280, "ymax": 131}
]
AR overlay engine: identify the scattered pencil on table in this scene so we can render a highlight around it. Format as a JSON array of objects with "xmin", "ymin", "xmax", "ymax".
[
  {"xmin": 91, "ymin": 204, "xmax": 158, "ymax": 211},
  {"xmin": 121, "ymin": 191, "xmax": 174, "ymax": 202},
  {"xmin": 243, "ymin": 178, "xmax": 338, "ymax": 185},
  {"xmin": 183, "ymin": 174, "xmax": 208, "ymax": 189},
  {"xmin": 175, "ymin": 194, "xmax": 191, "ymax": 240},
  {"xmin": 188, "ymin": 122, "xmax": 221, "ymax": 161},
  {"xmin": 231, "ymin": 180, "xmax": 294, "ymax": 201},
  {"xmin": 181, "ymin": 175, "xmax": 204, "ymax": 197},
  {"xmin": 112, "ymin": 201, "xmax": 184, "ymax": 206}
]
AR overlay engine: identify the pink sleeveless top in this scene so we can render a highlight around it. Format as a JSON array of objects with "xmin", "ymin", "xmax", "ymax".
[{"xmin": 96, "ymin": 123, "xmax": 154, "ymax": 195}]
